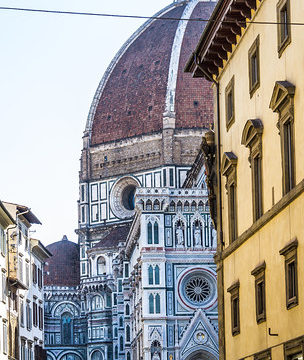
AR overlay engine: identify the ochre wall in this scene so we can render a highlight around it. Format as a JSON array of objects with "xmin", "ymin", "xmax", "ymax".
[{"xmin": 216, "ymin": 0, "xmax": 304, "ymax": 358}]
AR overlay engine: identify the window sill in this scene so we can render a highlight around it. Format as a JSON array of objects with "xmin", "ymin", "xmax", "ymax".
[
  {"xmin": 287, "ymin": 297, "xmax": 298, "ymax": 310},
  {"xmin": 250, "ymin": 81, "xmax": 260, "ymax": 98},
  {"xmin": 278, "ymin": 36, "xmax": 291, "ymax": 58}
]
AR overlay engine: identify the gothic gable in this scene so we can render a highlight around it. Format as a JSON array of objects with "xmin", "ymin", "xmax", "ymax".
[{"xmin": 179, "ymin": 309, "xmax": 219, "ymax": 360}]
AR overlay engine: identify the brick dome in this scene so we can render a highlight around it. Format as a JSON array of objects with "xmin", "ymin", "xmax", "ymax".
[
  {"xmin": 86, "ymin": 0, "xmax": 216, "ymax": 145},
  {"xmin": 44, "ymin": 236, "xmax": 80, "ymax": 287}
]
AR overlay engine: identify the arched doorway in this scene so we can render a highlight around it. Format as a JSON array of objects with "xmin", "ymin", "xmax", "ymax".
[
  {"xmin": 91, "ymin": 350, "xmax": 103, "ymax": 360},
  {"xmin": 185, "ymin": 349, "xmax": 218, "ymax": 360}
]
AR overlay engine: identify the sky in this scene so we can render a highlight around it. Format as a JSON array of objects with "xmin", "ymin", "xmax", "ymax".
[{"xmin": 0, "ymin": 0, "xmax": 172, "ymax": 245}]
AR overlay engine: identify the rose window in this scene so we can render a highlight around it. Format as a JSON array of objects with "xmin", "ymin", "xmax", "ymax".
[{"xmin": 185, "ymin": 276, "xmax": 211, "ymax": 304}]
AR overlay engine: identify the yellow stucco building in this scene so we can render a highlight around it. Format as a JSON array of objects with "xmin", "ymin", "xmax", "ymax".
[{"xmin": 186, "ymin": 0, "xmax": 304, "ymax": 359}]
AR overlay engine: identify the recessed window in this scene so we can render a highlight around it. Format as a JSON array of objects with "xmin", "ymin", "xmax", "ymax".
[
  {"xmin": 283, "ymin": 120, "xmax": 294, "ymax": 193},
  {"xmin": 251, "ymin": 261, "xmax": 266, "ymax": 324},
  {"xmin": 227, "ymin": 281, "xmax": 240, "ymax": 336},
  {"xmin": 279, "ymin": 238, "xmax": 298, "ymax": 309},
  {"xmin": 222, "ymin": 152, "xmax": 238, "ymax": 244},
  {"xmin": 248, "ymin": 36, "xmax": 260, "ymax": 97},
  {"xmin": 270, "ymin": 81, "xmax": 295, "ymax": 196},
  {"xmin": 225, "ymin": 76, "xmax": 235, "ymax": 130},
  {"xmin": 277, "ymin": 0, "xmax": 291, "ymax": 57}
]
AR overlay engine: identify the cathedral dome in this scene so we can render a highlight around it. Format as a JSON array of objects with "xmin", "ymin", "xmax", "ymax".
[
  {"xmin": 44, "ymin": 235, "xmax": 80, "ymax": 287},
  {"xmin": 86, "ymin": 0, "xmax": 216, "ymax": 146}
]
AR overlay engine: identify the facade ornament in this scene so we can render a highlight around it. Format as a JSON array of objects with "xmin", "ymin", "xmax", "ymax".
[
  {"xmin": 194, "ymin": 226, "xmax": 202, "ymax": 247},
  {"xmin": 176, "ymin": 225, "xmax": 184, "ymax": 246}
]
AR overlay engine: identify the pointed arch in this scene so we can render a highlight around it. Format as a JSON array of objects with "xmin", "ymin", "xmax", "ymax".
[
  {"xmin": 149, "ymin": 294, "xmax": 154, "ymax": 314},
  {"xmin": 97, "ymin": 256, "xmax": 106, "ymax": 275},
  {"xmin": 184, "ymin": 201, "xmax": 190, "ymax": 212},
  {"xmin": 126, "ymin": 324, "xmax": 131, "ymax": 342},
  {"xmin": 125, "ymin": 303, "xmax": 130, "ymax": 316},
  {"xmin": 153, "ymin": 222, "xmax": 159, "ymax": 244},
  {"xmin": 153, "ymin": 199, "xmax": 160, "ymax": 210},
  {"xmin": 148, "ymin": 222, "xmax": 153, "ymax": 244},
  {"xmin": 155, "ymin": 265, "xmax": 160, "ymax": 285},
  {"xmin": 155, "ymin": 294, "xmax": 161, "ymax": 314},
  {"xmin": 148, "ymin": 265, "xmax": 154, "ymax": 285}
]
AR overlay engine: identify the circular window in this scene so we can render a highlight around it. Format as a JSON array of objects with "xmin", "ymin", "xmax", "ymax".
[
  {"xmin": 178, "ymin": 268, "xmax": 217, "ymax": 310},
  {"xmin": 110, "ymin": 177, "xmax": 140, "ymax": 219},
  {"xmin": 185, "ymin": 276, "xmax": 211, "ymax": 304},
  {"xmin": 122, "ymin": 185, "xmax": 136, "ymax": 210}
]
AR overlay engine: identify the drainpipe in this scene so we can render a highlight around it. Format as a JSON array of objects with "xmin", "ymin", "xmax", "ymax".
[
  {"xmin": 6, "ymin": 208, "xmax": 30, "ymax": 360},
  {"xmin": 194, "ymin": 54, "xmax": 225, "ymax": 360}
]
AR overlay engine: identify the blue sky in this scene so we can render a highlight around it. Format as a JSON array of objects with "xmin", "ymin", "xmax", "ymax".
[{"xmin": 0, "ymin": 0, "xmax": 171, "ymax": 245}]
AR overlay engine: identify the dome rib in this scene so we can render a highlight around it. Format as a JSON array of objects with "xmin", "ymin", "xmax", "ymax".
[
  {"xmin": 164, "ymin": 0, "xmax": 203, "ymax": 116},
  {"xmin": 85, "ymin": 2, "xmax": 184, "ymax": 136}
]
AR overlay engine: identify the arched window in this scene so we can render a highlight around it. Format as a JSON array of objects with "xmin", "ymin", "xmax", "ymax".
[
  {"xmin": 91, "ymin": 295, "xmax": 103, "ymax": 311},
  {"xmin": 120, "ymin": 336, "xmax": 124, "ymax": 351},
  {"xmin": 184, "ymin": 201, "xmax": 190, "ymax": 212},
  {"xmin": 153, "ymin": 200, "xmax": 160, "ymax": 210},
  {"xmin": 198, "ymin": 201, "xmax": 204, "ymax": 212},
  {"xmin": 177, "ymin": 201, "xmax": 182, "ymax": 211},
  {"xmin": 126, "ymin": 325, "xmax": 130, "ymax": 342},
  {"xmin": 60, "ymin": 355, "xmax": 81, "ymax": 360},
  {"xmin": 169, "ymin": 201, "xmax": 175, "ymax": 212},
  {"xmin": 114, "ymin": 327, "xmax": 118, "ymax": 338},
  {"xmin": 91, "ymin": 350, "xmax": 103, "ymax": 360},
  {"xmin": 146, "ymin": 200, "xmax": 152, "ymax": 211},
  {"xmin": 127, "ymin": 352, "xmax": 131, "ymax": 360},
  {"xmin": 125, "ymin": 304, "xmax": 130, "ymax": 316},
  {"xmin": 61, "ymin": 312, "xmax": 73, "ymax": 345},
  {"xmin": 119, "ymin": 317, "xmax": 123, "ymax": 328},
  {"xmin": 153, "ymin": 222, "xmax": 159, "ymax": 244},
  {"xmin": 191, "ymin": 201, "xmax": 197, "ymax": 212},
  {"xmin": 149, "ymin": 294, "xmax": 154, "ymax": 314},
  {"xmin": 155, "ymin": 294, "xmax": 160, "ymax": 314},
  {"xmin": 97, "ymin": 257, "xmax": 106, "ymax": 275},
  {"xmin": 147, "ymin": 222, "xmax": 153, "ymax": 244},
  {"xmin": 115, "ymin": 345, "xmax": 118, "ymax": 359},
  {"xmin": 148, "ymin": 265, "xmax": 153, "ymax": 285},
  {"xmin": 154, "ymin": 266, "xmax": 160, "ymax": 285}
]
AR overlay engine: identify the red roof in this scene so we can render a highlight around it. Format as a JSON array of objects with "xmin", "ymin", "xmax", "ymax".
[
  {"xmin": 93, "ymin": 225, "xmax": 131, "ymax": 249},
  {"xmin": 44, "ymin": 236, "xmax": 80, "ymax": 287},
  {"xmin": 89, "ymin": 1, "xmax": 216, "ymax": 145}
]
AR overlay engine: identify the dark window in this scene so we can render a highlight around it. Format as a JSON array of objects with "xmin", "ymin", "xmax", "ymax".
[
  {"xmin": 229, "ymin": 183, "xmax": 237, "ymax": 242},
  {"xmin": 155, "ymin": 294, "xmax": 161, "ymax": 314},
  {"xmin": 225, "ymin": 76, "xmax": 235, "ymax": 130},
  {"xmin": 169, "ymin": 169, "xmax": 174, "ymax": 187},
  {"xmin": 163, "ymin": 169, "xmax": 167, "ymax": 187},
  {"xmin": 124, "ymin": 263, "xmax": 129, "ymax": 278},
  {"xmin": 227, "ymin": 281, "xmax": 240, "ymax": 336},
  {"xmin": 33, "ymin": 302, "xmax": 37, "ymax": 327},
  {"xmin": 126, "ymin": 325, "xmax": 130, "ymax": 342},
  {"xmin": 61, "ymin": 312, "xmax": 73, "ymax": 345},
  {"xmin": 148, "ymin": 222, "xmax": 153, "ymax": 244},
  {"xmin": 148, "ymin": 266, "xmax": 153, "ymax": 285},
  {"xmin": 288, "ymin": 261, "xmax": 296, "ymax": 300},
  {"xmin": 154, "ymin": 222, "xmax": 159, "ymax": 244},
  {"xmin": 232, "ymin": 297, "xmax": 239, "ymax": 330},
  {"xmin": 277, "ymin": 0, "xmax": 291, "ymax": 56},
  {"xmin": 248, "ymin": 36, "xmax": 260, "ymax": 97},
  {"xmin": 149, "ymin": 294, "xmax": 154, "ymax": 314},
  {"xmin": 155, "ymin": 265, "xmax": 160, "ymax": 285},
  {"xmin": 283, "ymin": 120, "xmax": 294, "ymax": 193},
  {"xmin": 253, "ymin": 155, "xmax": 263, "ymax": 220},
  {"xmin": 280, "ymin": 238, "xmax": 298, "ymax": 309}
]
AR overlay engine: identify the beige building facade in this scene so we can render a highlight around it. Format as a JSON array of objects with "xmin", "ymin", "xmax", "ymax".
[{"xmin": 186, "ymin": 0, "xmax": 304, "ymax": 359}]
